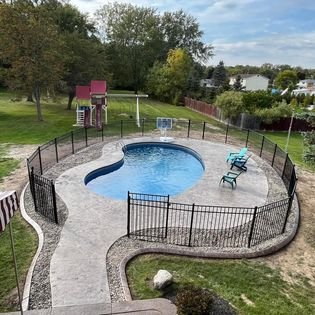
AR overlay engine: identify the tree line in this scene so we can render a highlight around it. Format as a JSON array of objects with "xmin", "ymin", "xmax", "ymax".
[
  {"xmin": 1, "ymin": 0, "xmax": 315, "ymax": 122},
  {"xmin": 0, "ymin": 0, "xmax": 212, "ymax": 120}
]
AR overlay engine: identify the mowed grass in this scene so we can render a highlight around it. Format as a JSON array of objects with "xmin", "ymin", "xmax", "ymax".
[
  {"xmin": 127, "ymin": 255, "xmax": 315, "ymax": 315},
  {"xmin": 0, "ymin": 213, "xmax": 37, "ymax": 312},
  {"xmin": 0, "ymin": 90, "xmax": 220, "ymax": 144},
  {"xmin": 0, "ymin": 145, "xmax": 19, "ymax": 182}
]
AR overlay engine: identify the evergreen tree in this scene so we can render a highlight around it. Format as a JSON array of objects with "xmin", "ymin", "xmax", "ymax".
[
  {"xmin": 233, "ymin": 75, "xmax": 244, "ymax": 91},
  {"xmin": 212, "ymin": 61, "xmax": 228, "ymax": 89}
]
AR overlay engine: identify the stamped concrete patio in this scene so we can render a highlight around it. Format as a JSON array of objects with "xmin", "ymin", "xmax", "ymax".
[{"xmin": 50, "ymin": 137, "xmax": 269, "ymax": 307}]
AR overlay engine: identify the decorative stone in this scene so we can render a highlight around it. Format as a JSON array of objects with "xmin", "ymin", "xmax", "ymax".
[{"xmin": 153, "ymin": 270, "xmax": 173, "ymax": 290}]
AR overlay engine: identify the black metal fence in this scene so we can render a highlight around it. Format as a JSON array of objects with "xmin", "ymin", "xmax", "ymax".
[
  {"xmin": 127, "ymin": 192, "xmax": 292, "ymax": 248},
  {"xmin": 29, "ymin": 168, "xmax": 58, "ymax": 223},
  {"xmin": 27, "ymin": 118, "xmax": 297, "ymax": 241}
]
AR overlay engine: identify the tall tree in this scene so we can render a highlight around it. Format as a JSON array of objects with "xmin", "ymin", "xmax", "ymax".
[
  {"xmin": 161, "ymin": 10, "xmax": 213, "ymax": 62},
  {"xmin": 0, "ymin": 1, "xmax": 64, "ymax": 121},
  {"xmin": 212, "ymin": 61, "xmax": 228, "ymax": 89},
  {"xmin": 215, "ymin": 91, "xmax": 244, "ymax": 120},
  {"xmin": 96, "ymin": 2, "xmax": 162, "ymax": 92},
  {"xmin": 45, "ymin": 1, "xmax": 110, "ymax": 109},
  {"xmin": 233, "ymin": 75, "xmax": 244, "ymax": 91},
  {"xmin": 274, "ymin": 70, "xmax": 298, "ymax": 90},
  {"xmin": 146, "ymin": 48, "xmax": 192, "ymax": 104}
]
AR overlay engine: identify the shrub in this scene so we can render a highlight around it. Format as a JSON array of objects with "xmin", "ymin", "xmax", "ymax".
[
  {"xmin": 254, "ymin": 101, "xmax": 292, "ymax": 124},
  {"xmin": 175, "ymin": 285, "xmax": 214, "ymax": 315}
]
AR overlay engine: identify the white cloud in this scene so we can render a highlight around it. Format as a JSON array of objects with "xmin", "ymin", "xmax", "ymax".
[{"xmin": 210, "ymin": 32, "xmax": 315, "ymax": 68}]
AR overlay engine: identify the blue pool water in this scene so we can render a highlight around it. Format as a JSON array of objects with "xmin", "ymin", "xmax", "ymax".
[{"xmin": 85, "ymin": 142, "xmax": 205, "ymax": 200}]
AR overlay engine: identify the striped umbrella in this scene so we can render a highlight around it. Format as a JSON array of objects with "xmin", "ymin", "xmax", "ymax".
[{"xmin": 0, "ymin": 191, "xmax": 23, "ymax": 314}]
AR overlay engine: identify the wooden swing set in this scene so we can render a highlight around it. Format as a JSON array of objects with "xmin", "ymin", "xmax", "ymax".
[{"xmin": 74, "ymin": 80, "xmax": 148, "ymax": 129}]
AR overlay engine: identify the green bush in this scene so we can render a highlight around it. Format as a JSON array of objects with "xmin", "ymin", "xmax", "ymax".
[
  {"xmin": 175, "ymin": 285, "xmax": 214, "ymax": 315},
  {"xmin": 242, "ymin": 90, "xmax": 274, "ymax": 112},
  {"xmin": 255, "ymin": 101, "xmax": 292, "ymax": 124}
]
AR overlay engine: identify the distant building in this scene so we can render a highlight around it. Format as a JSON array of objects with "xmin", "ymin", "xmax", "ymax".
[
  {"xmin": 292, "ymin": 79, "xmax": 315, "ymax": 96},
  {"xmin": 229, "ymin": 74, "xmax": 269, "ymax": 91},
  {"xmin": 200, "ymin": 79, "xmax": 215, "ymax": 88}
]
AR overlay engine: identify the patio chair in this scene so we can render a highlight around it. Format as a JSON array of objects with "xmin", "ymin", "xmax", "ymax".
[
  {"xmin": 226, "ymin": 147, "xmax": 248, "ymax": 163},
  {"xmin": 219, "ymin": 171, "xmax": 243, "ymax": 189},
  {"xmin": 230, "ymin": 155, "xmax": 251, "ymax": 172}
]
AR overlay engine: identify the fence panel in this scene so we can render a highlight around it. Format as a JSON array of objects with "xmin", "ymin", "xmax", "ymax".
[
  {"xmin": 190, "ymin": 205, "xmax": 254, "ymax": 248},
  {"xmin": 128, "ymin": 192, "xmax": 169, "ymax": 241},
  {"xmin": 87, "ymin": 127, "xmax": 103, "ymax": 146},
  {"xmin": 56, "ymin": 133, "xmax": 73, "ymax": 161},
  {"xmin": 250, "ymin": 198, "xmax": 290, "ymax": 246},
  {"xmin": 30, "ymin": 171, "xmax": 58, "ymax": 223},
  {"xmin": 39, "ymin": 140, "xmax": 56, "ymax": 173},
  {"xmin": 261, "ymin": 137, "xmax": 276, "ymax": 165},
  {"xmin": 273, "ymin": 146, "xmax": 287, "ymax": 177},
  {"xmin": 72, "ymin": 128, "xmax": 87, "ymax": 152},
  {"xmin": 27, "ymin": 149, "xmax": 41, "ymax": 175},
  {"xmin": 246, "ymin": 131, "xmax": 264, "ymax": 155}
]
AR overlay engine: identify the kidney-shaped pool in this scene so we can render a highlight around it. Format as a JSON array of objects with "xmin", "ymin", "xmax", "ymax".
[{"xmin": 85, "ymin": 142, "xmax": 205, "ymax": 200}]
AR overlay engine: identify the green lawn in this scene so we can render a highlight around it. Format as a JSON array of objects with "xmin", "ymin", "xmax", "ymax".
[
  {"xmin": 0, "ymin": 214, "xmax": 37, "ymax": 312},
  {"xmin": 127, "ymin": 255, "xmax": 315, "ymax": 315},
  {"xmin": 0, "ymin": 90, "xmax": 219, "ymax": 144},
  {"xmin": 262, "ymin": 131, "xmax": 304, "ymax": 166}
]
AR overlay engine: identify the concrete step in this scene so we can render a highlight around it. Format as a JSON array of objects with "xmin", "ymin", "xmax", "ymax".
[{"xmin": 2, "ymin": 299, "xmax": 176, "ymax": 315}]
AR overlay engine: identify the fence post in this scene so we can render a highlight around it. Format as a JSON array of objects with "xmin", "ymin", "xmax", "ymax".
[
  {"xmin": 71, "ymin": 131, "xmax": 75, "ymax": 154},
  {"xmin": 38, "ymin": 146, "xmax": 43, "ymax": 175},
  {"xmin": 29, "ymin": 166, "xmax": 35, "ymax": 201},
  {"xmin": 31, "ymin": 168, "xmax": 37, "ymax": 212},
  {"xmin": 245, "ymin": 129, "xmax": 250, "ymax": 147},
  {"xmin": 225, "ymin": 122, "xmax": 229, "ymax": 144},
  {"xmin": 282, "ymin": 153, "xmax": 289, "ymax": 179},
  {"xmin": 202, "ymin": 121, "xmax": 206, "ymax": 140},
  {"xmin": 188, "ymin": 203, "xmax": 195, "ymax": 247},
  {"xmin": 271, "ymin": 144, "xmax": 277, "ymax": 167},
  {"xmin": 127, "ymin": 191, "xmax": 130, "ymax": 237},
  {"xmin": 85, "ymin": 128, "xmax": 88, "ymax": 147},
  {"xmin": 187, "ymin": 119, "xmax": 191, "ymax": 138},
  {"xmin": 260, "ymin": 136, "xmax": 265, "ymax": 157},
  {"xmin": 101, "ymin": 125, "xmax": 104, "ymax": 142},
  {"xmin": 51, "ymin": 181, "xmax": 58, "ymax": 224},
  {"xmin": 164, "ymin": 195, "xmax": 170, "ymax": 238},
  {"xmin": 120, "ymin": 120, "xmax": 123, "ymax": 138},
  {"xmin": 141, "ymin": 118, "xmax": 145, "ymax": 136},
  {"xmin": 248, "ymin": 206, "xmax": 258, "ymax": 248},
  {"xmin": 54, "ymin": 138, "xmax": 59, "ymax": 163},
  {"xmin": 288, "ymin": 168, "xmax": 297, "ymax": 196},
  {"xmin": 281, "ymin": 196, "xmax": 293, "ymax": 234}
]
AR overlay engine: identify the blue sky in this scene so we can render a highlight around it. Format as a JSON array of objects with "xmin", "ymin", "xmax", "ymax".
[{"xmin": 72, "ymin": 0, "xmax": 315, "ymax": 68}]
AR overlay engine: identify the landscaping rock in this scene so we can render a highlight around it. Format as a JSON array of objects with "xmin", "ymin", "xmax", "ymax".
[{"xmin": 153, "ymin": 270, "xmax": 173, "ymax": 290}]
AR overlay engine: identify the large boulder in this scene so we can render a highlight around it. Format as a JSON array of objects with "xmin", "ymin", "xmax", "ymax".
[{"xmin": 153, "ymin": 270, "xmax": 173, "ymax": 290}]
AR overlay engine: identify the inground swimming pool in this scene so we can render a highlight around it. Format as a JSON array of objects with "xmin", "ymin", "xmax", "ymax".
[{"xmin": 85, "ymin": 142, "xmax": 205, "ymax": 200}]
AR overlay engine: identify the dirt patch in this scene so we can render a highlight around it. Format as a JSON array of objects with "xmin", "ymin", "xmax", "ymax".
[
  {"xmin": 0, "ymin": 144, "xmax": 37, "ymax": 194},
  {"xmin": 256, "ymin": 168, "xmax": 315, "ymax": 286}
]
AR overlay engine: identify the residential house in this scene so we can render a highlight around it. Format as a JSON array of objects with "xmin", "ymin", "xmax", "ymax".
[
  {"xmin": 292, "ymin": 79, "xmax": 315, "ymax": 96},
  {"xmin": 200, "ymin": 79, "xmax": 215, "ymax": 88},
  {"xmin": 229, "ymin": 74, "xmax": 269, "ymax": 91}
]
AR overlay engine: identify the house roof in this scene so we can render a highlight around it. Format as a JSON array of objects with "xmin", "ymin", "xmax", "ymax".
[
  {"xmin": 230, "ymin": 74, "xmax": 269, "ymax": 80},
  {"xmin": 90, "ymin": 80, "xmax": 106, "ymax": 95},
  {"xmin": 76, "ymin": 86, "xmax": 90, "ymax": 100}
]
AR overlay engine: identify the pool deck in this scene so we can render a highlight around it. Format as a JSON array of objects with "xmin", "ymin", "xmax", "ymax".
[{"xmin": 51, "ymin": 137, "xmax": 268, "ymax": 307}]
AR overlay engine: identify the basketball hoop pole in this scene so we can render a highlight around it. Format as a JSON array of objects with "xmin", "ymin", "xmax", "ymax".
[{"xmin": 136, "ymin": 96, "xmax": 140, "ymax": 127}]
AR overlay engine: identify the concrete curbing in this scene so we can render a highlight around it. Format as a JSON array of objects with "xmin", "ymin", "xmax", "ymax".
[
  {"xmin": 119, "ymin": 194, "xmax": 300, "ymax": 301},
  {"xmin": 19, "ymin": 183, "xmax": 44, "ymax": 311}
]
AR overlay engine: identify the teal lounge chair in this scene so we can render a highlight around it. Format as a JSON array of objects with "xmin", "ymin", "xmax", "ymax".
[
  {"xmin": 219, "ymin": 171, "xmax": 243, "ymax": 189},
  {"xmin": 230, "ymin": 155, "xmax": 251, "ymax": 172},
  {"xmin": 226, "ymin": 147, "xmax": 248, "ymax": 163}
]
